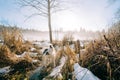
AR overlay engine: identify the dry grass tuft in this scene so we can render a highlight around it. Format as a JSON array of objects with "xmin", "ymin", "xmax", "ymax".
[
  {"xmin": 62, "ymin": 33, "xmax": 74, "ymax": 46},
  {"xmin": 1, "ymin": 29, "xmax": 31, "ymax": 55},
  {"xmin": 55, "ymin": 48, "xmax": 65, "ymax": 66},
  {"xmin": 0, "ymin": 45, "xmax": 18, "ymax": 67},
  {"xmin": 0, "ymin": 28, "xmax": 33, "ymax": 68},
  {"xmin": 60, "ymin": 46, "xmax": 77, "ymax": 80},
  {"xmin": 82, "ymin": 33, "xmax": 120, "ymax": 80}
]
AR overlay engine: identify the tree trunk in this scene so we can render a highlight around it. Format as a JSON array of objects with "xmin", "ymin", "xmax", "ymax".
[{"xmin": 48, "ymin": 0, "xmax": 52, "ymax": 43}]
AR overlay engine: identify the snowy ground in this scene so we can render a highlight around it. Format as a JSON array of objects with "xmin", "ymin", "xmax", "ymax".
[{"xmin": 0, "ymin": 41, "xmax": 100, "ymax": 80}]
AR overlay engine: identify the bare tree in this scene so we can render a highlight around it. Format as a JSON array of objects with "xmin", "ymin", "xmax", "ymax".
[{"xmin": 18, "ymin": 0, "xmax": 63, "ymax": 43}]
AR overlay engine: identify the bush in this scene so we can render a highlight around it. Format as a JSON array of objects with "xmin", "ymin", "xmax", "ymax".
[
  {"xmin": 82, "ymin": 25, "xmax": 120, "ymax": 80},
  {"xmin": 0, "ymin": 45, "xmax": 17, "ymax": 67},
  {"xmin": 0, "ymin": 28, "xmax": 33, "ymax": 67},
  {"xmin": 1, "ymin": 29, "xmax": 30, "ymax": 54}
]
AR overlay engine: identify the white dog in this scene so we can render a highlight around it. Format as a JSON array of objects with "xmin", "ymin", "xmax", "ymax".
[{"xmin": 42, "ymin": 44, "xmax": 56, "ymax": 67}]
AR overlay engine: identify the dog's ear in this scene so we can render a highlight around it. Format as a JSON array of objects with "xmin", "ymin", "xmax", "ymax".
[
  {"xmin": 43, "ymin": 49, "xmax": 48, "ymax": 54},
  {"xmin": 50, "ymin": 44, "xmax": 52, "ymax": 48}
]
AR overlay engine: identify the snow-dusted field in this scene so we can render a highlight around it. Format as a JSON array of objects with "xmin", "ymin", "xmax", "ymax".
[{"xmin": 0, "ymin": 39, "xmax": 100, "ymax": 80}]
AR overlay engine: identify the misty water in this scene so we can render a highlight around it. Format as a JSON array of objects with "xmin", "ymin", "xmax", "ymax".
[{"xmin": 22, "ymin": 31, "xmax": 96, "ymax": 41}]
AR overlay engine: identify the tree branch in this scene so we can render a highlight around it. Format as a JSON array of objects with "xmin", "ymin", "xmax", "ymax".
[{"xmin": 24, "ymin": 13, "xmax": 47, "ymax": 22}]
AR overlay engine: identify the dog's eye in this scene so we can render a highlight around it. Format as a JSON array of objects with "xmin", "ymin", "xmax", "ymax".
[{"xmin": 50, "ymin": 45, "xmax": 52, "ymax": 48}]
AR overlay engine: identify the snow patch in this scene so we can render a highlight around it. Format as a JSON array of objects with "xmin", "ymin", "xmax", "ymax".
[
  {"xmin": 30, "ymin": 48, "xmax": 36, "ymax": 51},
  {"xmin": 74, "ymin": 63, "xmax": 100, "ymax": 80},
  {"xmin": 16, "ymin": 52, "xmax": 27, "ymax": 58},
  {"xmin": 49, "ymin": 56, "xmax": 67, "ymax": 77},
  {"xmin": 32, "ymin": 60, "xmax": 38, "ymax": 63},
  {"xmin": 29, "ymin": 52, "xmax": 38, "ymax": 57},
  {"xmin": 0, "ymin": 66, "xmax": 10, "ymax": 75}
]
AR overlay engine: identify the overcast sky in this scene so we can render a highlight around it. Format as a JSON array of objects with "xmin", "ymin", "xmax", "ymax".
[{"xmin": 0, "ymin": 0, "xmax": 120, "ymax": 31}]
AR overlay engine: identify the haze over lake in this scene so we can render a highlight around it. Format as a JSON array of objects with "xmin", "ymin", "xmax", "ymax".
[{"xmin": 22, "ymin": 31, "xmax": 99, "ymax": 41}]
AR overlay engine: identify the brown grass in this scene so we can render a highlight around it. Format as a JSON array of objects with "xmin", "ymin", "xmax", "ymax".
[
  {"xmin": 62, "ymin": 33, "xmax": 74, "ymax": 46},
  {"xmin": 82, "ymin": 37, "xmax": 120, "ymax": 80},
  {"xmin": 0, "ymin": 28, "xmax": 33, "ymax": 68},
  {"xmin": 1, "ymin": 29, "xmax": 31, "ymax": 55},
  {"xmin": 0, "ymin": 45, "xmax": 18, "ymax": 67},
  {"xmin": 60, "ymin": 46, "xmax": 77, "ymax": 80}
]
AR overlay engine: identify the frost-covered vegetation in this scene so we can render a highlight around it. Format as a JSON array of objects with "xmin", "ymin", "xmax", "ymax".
[
  {"xmin": 82, "ymin": 22, "xmax": 120, "ymax": 80},
  {"xmin": 0, "ymin": 22, "xmax": 120, "ymax": 80}
]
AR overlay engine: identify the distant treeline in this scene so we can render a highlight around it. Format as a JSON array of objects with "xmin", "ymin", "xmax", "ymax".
[{"xmin": 0, "ymin": 25, "xmax": 43, "ymax": 32}]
